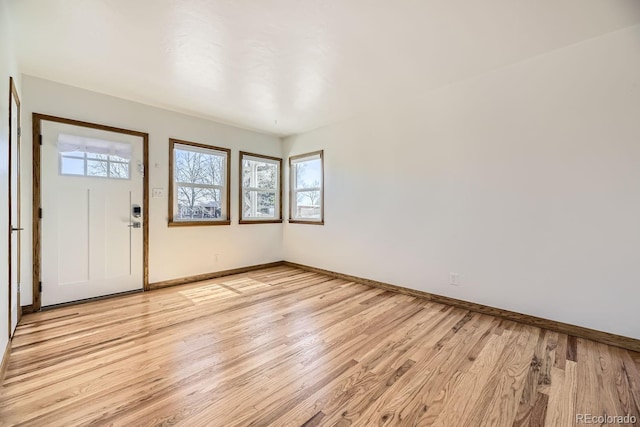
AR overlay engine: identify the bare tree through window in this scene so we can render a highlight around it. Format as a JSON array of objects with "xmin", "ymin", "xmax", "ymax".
[
  {"xmin": 60, "ymin": 151, "xmax": 130, "ymax": 179},
  {"xmin": 86, "ymin": 154, "xmax": 130, "ymax": 178},
  {"xmin": 172, "ymin": 141, "xmax": 228, "ymax": 221}
]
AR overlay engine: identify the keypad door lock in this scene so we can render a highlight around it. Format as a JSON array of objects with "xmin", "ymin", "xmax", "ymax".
[{"xmin": 132, "ymin": 204, "xmax": 141, "ymax": 218}]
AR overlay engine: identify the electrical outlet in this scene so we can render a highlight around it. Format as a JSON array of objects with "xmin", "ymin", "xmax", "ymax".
[
  {"xmin": 152, "ymin": 188, "xmax": 164, "ymax": 198},
  {"xmin": 449, "ymin": 273, "xmax": 460, "ymax": 286}
]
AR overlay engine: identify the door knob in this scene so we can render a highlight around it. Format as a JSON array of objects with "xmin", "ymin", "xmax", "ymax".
[
  {"xmin": 11, "ymin": 227, "xmax": 23, "ymax": 232},
  {"xmin": 128, "ymin": 222, "xmax": 141, "ymax": 228}
]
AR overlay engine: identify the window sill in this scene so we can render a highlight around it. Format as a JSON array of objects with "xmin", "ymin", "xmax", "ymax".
[
  {"xmin": 168, "ymin": 220, "xmax": 231, "ymax": 227},
  {"xmin": 288, "ymin": 219, "xmax": 324, "ymax": 225},
  {"xmin": 239, "ymin": 219, "xmax": 283, "ymax": 224}
]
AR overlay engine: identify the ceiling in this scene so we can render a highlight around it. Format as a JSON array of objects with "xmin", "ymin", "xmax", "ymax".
[{"xmin": 10, "ymin": 0, "xmax": 640, "ymax": 136}]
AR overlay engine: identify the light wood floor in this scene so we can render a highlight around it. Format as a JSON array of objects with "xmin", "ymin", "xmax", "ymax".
[{"xmin": 1, "ymin": 266, "xmax": 639, "ymax": 426}]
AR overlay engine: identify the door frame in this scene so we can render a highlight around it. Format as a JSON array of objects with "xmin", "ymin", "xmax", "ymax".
[
  {"xmin": 32, "ymin": 113, "xmax": 150, "ymax": 311},
  {"xmin": 8, "ymin": 77, "xmax": 20, "ymax": 335}
]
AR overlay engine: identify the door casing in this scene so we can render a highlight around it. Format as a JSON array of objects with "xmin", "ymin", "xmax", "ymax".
[
  {"xmin": 31, "ymin": 113, "xmax": 149, "ymax": 312},
  {"xmin": 8, "ymin": 77, "xmax": 21, "ymax": 335}
]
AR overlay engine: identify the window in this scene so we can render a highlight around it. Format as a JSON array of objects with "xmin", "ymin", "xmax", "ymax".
[
  {"xmin": 289, "ymin": 150, "xmax": 324, "ymax": 224},
  {"xmin": 60, "ymin": 152, "xmax": 130, "ymax": 179},
  {"xmin": 169, "ymin": 139, "xmax": 230, "ymax": 226},
  {"xmin": 240, "ymin": 152, "xmax": 282, "ymax": 223},
  {"xmin": 58, "ymin": 133, "xmax": 131, "ymax": 179}
]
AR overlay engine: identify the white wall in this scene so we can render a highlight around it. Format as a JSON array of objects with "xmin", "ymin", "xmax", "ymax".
[
  {"xmin": 20, "ymin": 76, "xmax": 283, "ymax": 305},
  {"xmin": 283, "ymin": 25, "xmax": 640, "ymax": 340},
  {"xmin": 0, "ymin": 0, "xmax": 21, "ymax": 358}
]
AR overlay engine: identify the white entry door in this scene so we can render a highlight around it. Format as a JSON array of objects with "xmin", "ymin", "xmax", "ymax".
[{"xmin": 41, "ymin": 121, "xmax": 144, "ymax": 307}]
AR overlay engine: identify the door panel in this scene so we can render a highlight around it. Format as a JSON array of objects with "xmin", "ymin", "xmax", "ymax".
[
  {"xmin": 105, "ymin": 191, "xmax": 132, "ymax": 279},
  {"xmin": 56, "ymin": 188, "xmax": 89, "ymax": 285},
  {"xmin": 41, "ymin": 121, "xmax": 144, "ymax": 307}
]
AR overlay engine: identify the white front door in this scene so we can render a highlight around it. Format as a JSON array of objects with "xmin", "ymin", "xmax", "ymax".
[{"xmin": 40, "ymin": 121, "xmax": 144, "ymax": 307}]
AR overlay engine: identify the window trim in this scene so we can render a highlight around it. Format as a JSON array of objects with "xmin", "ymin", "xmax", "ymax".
[
  {"xmin": 168, "ymin": 138, "xmax": 231, "ymax": 227},
  {"xmin": 289, "ymin": 150, "xmax": 324, "ymax": 225},
  {"xmin": 239, "ymin": 151, "xmax": 283, "ymax": 224}
]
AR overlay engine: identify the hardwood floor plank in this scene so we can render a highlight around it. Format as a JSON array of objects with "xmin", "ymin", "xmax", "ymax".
[
  {"xmin": 543, "ymin": 362, "xmax": 576, "ymax": 427},
  {"xmin": 606, "ymin": 346, "xmax": 640, "ymax": 423},
  {"xmin": 0, "ymin": 267, "xmax": 638, "ymax": 426},
  {"xmin": 596, "ymin": 342, "xmax": 633, "ymax": 424},
  {"xmin": 566, "ymin": 335, "xmax": 578, "ymax": 363},
  {"xmin": 464, "ymin": 324, "xmax": 540, "ymax": 427},
  {"xmin": 301, "ymin": 411, "xmax": 326, "ymax": 427},
  {"xmin": 513, "ymin": 330, "xmax": 556, "ymax": 426},
  {"xmin": 526, "ymin": 392, "xmax": 549, "ymax": 427},
  {"xmin": 553, "ymin": 333, "xmax": 569, "ymax": 369},
  {"xmin": 632, "ymin": 353, "xmax": 640, "ymax": 373},
  {"xmin": 575, "ymin": 338, "xmax": 600, "ymax": 420}
]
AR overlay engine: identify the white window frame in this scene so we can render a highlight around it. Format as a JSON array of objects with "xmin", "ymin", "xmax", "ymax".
[
  {"xmin": 58, "ymin": 152, "xmax": 130, "ymax": 180},
  {"xmin": 239, "ymin": 152, "xmax": 282, "ymax": 224},
  {"xmin": 169, "ymin": 139, "xmax": 231, "ymax": 226},
  {"xmin": 289, "ymin": 150, "xmax": 324, "ymax": 224}
]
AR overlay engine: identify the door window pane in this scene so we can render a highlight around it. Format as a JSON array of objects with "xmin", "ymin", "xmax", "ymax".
[
  {"xmin": 59, "ymin": 150, "xmax": 130, "ymax": 179},
  {"xmin": 60, "ymin": 156, "xmax": 84, "ymax": 175},
  {"xmin": 87, "ymin": 160, "xmax": 109, "ymax": 177},
  {"xmin": 110, "ymin": 162, "xmax": 129, "ymax": 179}
]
